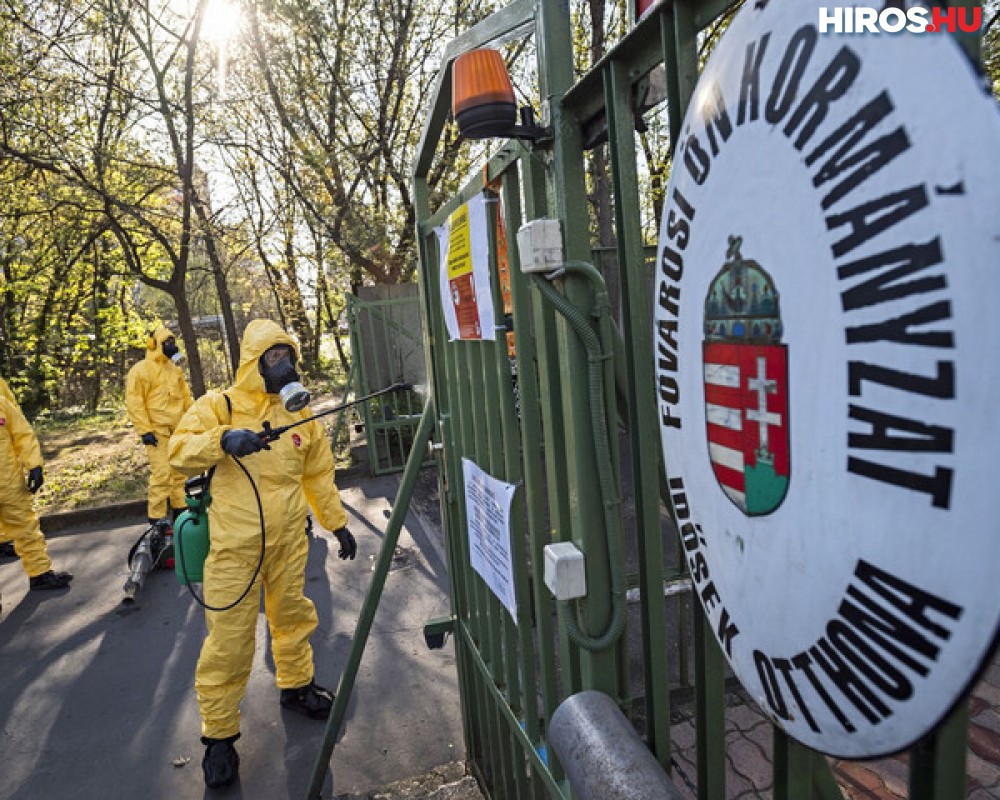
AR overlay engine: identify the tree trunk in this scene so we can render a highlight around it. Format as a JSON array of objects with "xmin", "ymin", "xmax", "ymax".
[
  {"xmin": 192, "ymin": 199, "xmax": 240, "ymax": 374},
  {"xmin": 333, "ymin": 322, "xmax": 350, "ymax": 377},
  {"xmin": 171, "ymin": 285, "xmax": 206, "ymax": 397},
  {"xmin": 90, "ymin": 242, "xmax": 108, "ymax": 412},
  {"xmin": 310, "ymin": 227, "xmax": 326, "ymax": 368},
  {"xmin": 589, "ymin": 145, "xmax": 619, "ymax": 321},
  {"xmin": 280, "ymin": 225, "xmax": 317, "ymax": 375},
  {"xmin": 0, "ymin": 256, "xmax": 16, "ymax": 380}
]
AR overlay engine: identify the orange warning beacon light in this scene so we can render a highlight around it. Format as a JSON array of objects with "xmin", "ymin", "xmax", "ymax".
[
  {"xmin": 452, "ymin": 48, "xmax": 548, "ymax": 142},
  {"xmin": 453, "ymin": 49, "xmax": 516, "ymax": 139}
]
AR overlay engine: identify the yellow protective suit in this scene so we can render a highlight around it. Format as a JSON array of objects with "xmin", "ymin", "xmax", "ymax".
[
  {"xmin": 169, "ymin": 319, "xmax": 348, "ymax": 739},
  {"xmin": 125, "ymin": 326, "xmax": 194, "ymax": 520},
  {"xmin": 0, "ymin": 376, "xmax": 16, "ymax": 549},
  {"xmin": 0, "ymin": 376, "xmax": 15, "ymax": 404},
  {"xmin": 0, "ymin": 394, "xmax": 54, "ymax": 578}
]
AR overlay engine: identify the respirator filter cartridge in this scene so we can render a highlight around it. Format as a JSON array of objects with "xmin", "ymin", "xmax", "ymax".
[{"xmin": 279, "ymin": 382, "xmax": 311, "ymax": 412}]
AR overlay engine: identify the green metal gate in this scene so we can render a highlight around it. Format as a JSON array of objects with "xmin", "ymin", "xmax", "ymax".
[
  {"xmin": 345, "ymin": 289, "xmax": 429, "ymax": 475},
  {"xmin": 411, "ymin": 1, "xmax": 986, "ymax": 798}
]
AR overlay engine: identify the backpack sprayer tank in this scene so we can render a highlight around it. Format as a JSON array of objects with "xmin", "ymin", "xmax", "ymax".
[{"xmin": 175, "ymin": 474, "xmax": 212, "ymax": 585}]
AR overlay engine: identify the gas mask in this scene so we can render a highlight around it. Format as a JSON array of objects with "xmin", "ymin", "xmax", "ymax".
[
  {"xmin": 162, "ymin": 339, "xmax": 184, "ymax": 365},
  {"xmin": 260, "ymin": 345, "xmax": 311, "ymax": 412}
]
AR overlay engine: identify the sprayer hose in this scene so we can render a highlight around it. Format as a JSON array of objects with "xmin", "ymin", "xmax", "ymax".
[{"xmin": 534, "ymin": 271, "xmax": 626, "ymax": 652}]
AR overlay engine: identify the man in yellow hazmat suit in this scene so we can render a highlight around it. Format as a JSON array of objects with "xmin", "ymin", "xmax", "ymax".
[
  {"xmin": 125, "ymin": 326, "xmax": 193, "ymax": 526},
  {"xmin": 168, "ymin": 319, "xmax": 356, "ymax": 789},
  {"xmin": 0, "ymin": 378, "xmax": 73, "ymax": 593}
]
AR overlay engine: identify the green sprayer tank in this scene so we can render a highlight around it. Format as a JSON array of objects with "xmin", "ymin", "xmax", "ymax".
[{"xmin": 175, "ymin": 478, "xmax": 212, "ymax": 585}]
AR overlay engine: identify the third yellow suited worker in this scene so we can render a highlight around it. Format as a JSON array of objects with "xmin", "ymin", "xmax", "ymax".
[
  {"xmin": 0, "ymin": 375, "xmax": 19, "ymax": 561},
  {"xmin": 125, "ymin": 326, "xmax": 193, "ymax": 526},
  {"xmin": 0, "ymin": 381, "xmax": 73, "ymax": 590},
  {"xmin": 168, "ymin": 319, "xmax": 356, "ymax": 790}
]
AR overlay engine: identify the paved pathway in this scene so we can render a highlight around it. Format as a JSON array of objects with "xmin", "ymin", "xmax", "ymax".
[
  {"xmin": 667, "ymin": 653, "xmax": 1000, "ymax": 799},
  {"xmin": 0, "ymin": 469, "xmax": 464, "ymax": 800}
]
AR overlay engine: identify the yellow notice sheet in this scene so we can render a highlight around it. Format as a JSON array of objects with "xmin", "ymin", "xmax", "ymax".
[{"xmin": 437, "ymin": 192, "xmax": 495, "ymax": 341}]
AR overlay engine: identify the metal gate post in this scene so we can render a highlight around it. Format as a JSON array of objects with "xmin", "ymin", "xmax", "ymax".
[
  {"xmin": 693, "ymin": 601, "xmax": 726, "ymax": 800},
  {"xmin": 535, "ymin": 0, "xmax": 624, "ymax": 696},
  {"xmin": 603, "ymin": 56, "xmax": 673, "ymax": 771},
  {"xmin": 522, "ymin": 150, "xmax": 583, "ymax": 703},
  {"xmin": 909, "ymin": 698, "xmax": 970, "ymax": 800},
  {"xmin": 501, "ymin": 155, "xmax": 564, "ymax": 790}
]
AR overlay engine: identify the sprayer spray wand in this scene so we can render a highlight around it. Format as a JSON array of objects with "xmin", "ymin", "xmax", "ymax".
[{"xmin": 257, "ymin": 382, "xmax": 413, "ymax": 444}]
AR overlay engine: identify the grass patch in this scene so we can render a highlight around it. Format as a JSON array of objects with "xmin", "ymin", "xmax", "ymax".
[
  {"xmin": 29, "ymin": 395, "xmax": 360, "ymax": 515},
  {"xmin": 33, "ymin": 409, "xmax": 148, "ymax": 514}
]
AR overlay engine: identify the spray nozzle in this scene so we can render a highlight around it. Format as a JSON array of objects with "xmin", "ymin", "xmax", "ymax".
[{"xmin": 253, "ymin": 383, "xmax": 414, "ymax": 445}]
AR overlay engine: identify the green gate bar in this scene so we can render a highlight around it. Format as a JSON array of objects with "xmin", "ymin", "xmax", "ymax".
[{"xmin": 305, "ymin": 405, "xmax": 436, "ymax": 800}]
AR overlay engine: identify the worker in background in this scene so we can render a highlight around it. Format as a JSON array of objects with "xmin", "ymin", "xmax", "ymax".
[
  {"xmin": 125, "ymin": 326, "xmax": 193, "ymax": 528},
  {"xmin": 0, "ymin": 381, "xmax": 73, "ymax": 591},
  {"xmin": 0, "ymin": 375, "xmax": 18, "ymax": 561},
  {"xmin": 168, "ymin": 319, "xmax": 356, "ymax": 790}
]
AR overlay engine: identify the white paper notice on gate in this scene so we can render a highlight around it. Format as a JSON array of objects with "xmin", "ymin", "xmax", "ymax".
[
  {"xmin": 436, "ymin": 192, "xmax": 496, "ymax": 341},
  {"xmin": 462, "ymin": 457, "xmax": 517, "ymax": 621}
]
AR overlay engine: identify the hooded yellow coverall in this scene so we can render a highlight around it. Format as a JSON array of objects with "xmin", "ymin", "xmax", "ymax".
[
  {"xmin": 0, "ymin": 391, "xmax": 56, "ymax": 578},
  {"xmin": 168, "ymin": 319, "xmax": 348, "ymax": 739},
  {"xmin": 126, "ymin": 326, "xmax": 194, "ymax": 521},
  {"xmin": 0, "ymin": 376, "xmax": 18, "ymax": 552},
  {"xmin": 0, "ymin": 376, "xmax": 15, "ymax": 405}
]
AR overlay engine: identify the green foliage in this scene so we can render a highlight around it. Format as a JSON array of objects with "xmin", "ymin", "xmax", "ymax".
[
  {"xmin": 2, "ymin": 0, "xmax": 498, "ymax": 414},
  {"xmin": 985, "ymin": 2, "xmax": 1000, "ymax": 99}
]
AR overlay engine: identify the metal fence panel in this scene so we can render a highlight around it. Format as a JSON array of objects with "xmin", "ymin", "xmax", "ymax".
[{"xmin": 347, "ymin": 288, "xmax": 429, "ymax": 475}]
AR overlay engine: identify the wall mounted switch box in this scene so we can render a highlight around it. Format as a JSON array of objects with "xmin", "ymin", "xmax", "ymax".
[
  {"xmin": 543, "ymin": 541, "xmax": 587, "ymax": 601},
  {"xmin": 516, "ymin": 219, "xmax": 564, "ymax": 274}
]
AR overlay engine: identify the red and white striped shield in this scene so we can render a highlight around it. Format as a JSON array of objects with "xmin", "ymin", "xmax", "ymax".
[{"xmin": 703, "ymin": 342, "xmax": 789, "ymax": 516}]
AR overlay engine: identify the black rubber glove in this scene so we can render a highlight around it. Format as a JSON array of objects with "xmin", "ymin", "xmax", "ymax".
[
  {"xmin": 333, "ymin": 528, "xmax": 357, "ymax": 560},
  {"xmin": 141, "ymin": 432, "xmax": 158, "ymax": 446},
  {"xmin": 221, "ymin": 428, "xmax": 270, "ymax": 457},
  {"xmin": 27, "ymin": 466, "xmax": 44, "ymax": 493}
]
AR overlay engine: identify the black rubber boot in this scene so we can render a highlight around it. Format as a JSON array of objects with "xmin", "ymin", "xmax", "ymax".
[
  {"xmin": 29, "ymin": 570, "xmax": 73, "ymax": 590},
  {"xmin": 280, "ymin": 681, "xmax": 334, "ymax": 719},
  {"xmin": 202, "ymin": 734, "xmax": 240, "ymax": 789}
]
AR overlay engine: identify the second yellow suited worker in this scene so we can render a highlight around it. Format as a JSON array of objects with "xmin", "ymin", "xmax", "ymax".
[
  {"xmin": 168, "ymin": 319, "xmax": 356, "ymax": 790},
  {"xmin": 125, "ymin": 326, "xmax": 193, "ymax": 526}
]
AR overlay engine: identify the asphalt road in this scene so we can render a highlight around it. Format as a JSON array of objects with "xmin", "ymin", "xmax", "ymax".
[{"xmin": 0, "ymin": 469, "xmax": 463, "ymax": 800}]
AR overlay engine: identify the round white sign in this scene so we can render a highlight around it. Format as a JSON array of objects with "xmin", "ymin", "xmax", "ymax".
[{"xmin": 653, "ymin": 0, "xmax": 1000, "ymax": 757}]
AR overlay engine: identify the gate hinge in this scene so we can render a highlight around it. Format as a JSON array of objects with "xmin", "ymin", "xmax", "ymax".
[{"xmin": 423, "ymin": 615, "xmax": 456, "ymax": 650}]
